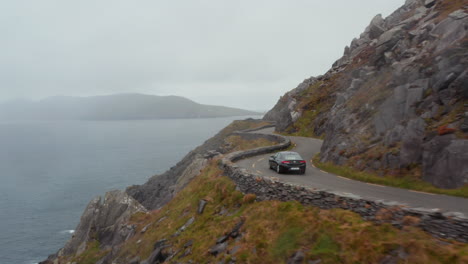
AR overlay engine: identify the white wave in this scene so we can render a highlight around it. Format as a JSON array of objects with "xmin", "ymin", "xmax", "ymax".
[{"xmin": 59, "ymin": 229, "xmax": 75, "ymax": 234}]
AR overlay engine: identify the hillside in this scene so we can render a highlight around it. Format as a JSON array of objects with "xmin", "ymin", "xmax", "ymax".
[
  {"xmin": 0, "ymin": 94, "xmax": 258, "ymax": 120},
  {"xmin": 42, "ymin": 160, "xmax": 468, "ymax": 264},
  {"xmin": 264, "ymin": 0, "xmax": 468, "ymax": 189}
]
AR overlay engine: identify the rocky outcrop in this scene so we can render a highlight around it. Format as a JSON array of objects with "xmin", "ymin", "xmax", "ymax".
[
  {"xmin": 267, "ymin": 0, "xmax": 468, "ymax": 188},
  {"xmin": 43, "ymin": 190, "xmax": 147, "ymax": 263},
  {"xmin": 263, "ymin": 77, "xmax": 318, "ymax": 132}
]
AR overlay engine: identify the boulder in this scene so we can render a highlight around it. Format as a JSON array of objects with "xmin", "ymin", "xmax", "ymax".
[
  {"xmin": 365, "ymin": 14, "xmax": 386, "ymax": 39},
  {"xmin": 377, "ymin": 27, "xmax": 404, "ymax": 50},
  {"xmin": 422, "ymin": 137, "xmax": 468, "ymax": 188},
  {"xmin": 449, "ymin": 10, "xmax": 468, "ymax": 20}
]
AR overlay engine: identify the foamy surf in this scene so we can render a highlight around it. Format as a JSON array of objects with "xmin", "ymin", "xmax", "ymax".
[{"xmin": 59, "ymin": 229, "xmax": 75, "ymax": 234}]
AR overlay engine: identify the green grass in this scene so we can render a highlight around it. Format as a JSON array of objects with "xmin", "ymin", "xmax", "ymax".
[
  {"xmin": 313, "ymin": 154, "xmax": 468, "ymax": 198},
  {"xmin": 272, "ymin": 227, "xmax": 304, "ymax": 259},
  {"xmin": 310, "ymin": 233, "xmax": 341, "ymax": 262}
]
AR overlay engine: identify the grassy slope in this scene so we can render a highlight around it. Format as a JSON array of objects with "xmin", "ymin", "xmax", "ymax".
[{"xmin": 65, "ymin": 161, "xmax": 468, "ymax": 264}]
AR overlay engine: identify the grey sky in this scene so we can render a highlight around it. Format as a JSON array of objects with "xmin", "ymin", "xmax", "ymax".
[{"xmin": 0, "ymin": 0, "xmax": 404, "ymax": 110}]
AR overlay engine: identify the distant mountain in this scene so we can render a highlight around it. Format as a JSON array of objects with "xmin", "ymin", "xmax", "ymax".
[{"xmin": 0, "ymin": 94, "xmax": 259, "ymax": 120}]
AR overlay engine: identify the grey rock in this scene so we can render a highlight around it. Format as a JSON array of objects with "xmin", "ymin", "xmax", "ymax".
[
  {"xmin": 209, "ymin": 242, "xmax": 228, "ymax": 256},
  {"xmin": 216, "ymin": 235, "xmax": 229, "ymax": 244},
  {"xmin": 423, "ymin": 137, "xmax": 468, "ymax": 188},
  {"xmin": 400, "ymin": 118, "xmax": 426, "ymax": 167},
  {"xmin": 263, "ymin": 77, "xmax": 318, "ymax": 132},
  {"xmin": 197, "ymin": 199, "xmax": 207, "ymax": 214},
  {"xmin": 377, "ymin": 26, "xmax": 404, "ymax": 50},
  {"xmin": 374, "ymin": 85, "xmax": 408, "ymax": 135},
  {"xmin": 449, "ymin": 10, "xmax": 468, "ymax": 20},
  {"xmin": 405, "ymin": 87, "xmax": 423, "ymax": 117},
  {"xmin": 145, "ymin": 246, "xmax": 167, "ymax": 264},
  {"xmin": 178, "ymin": 217, "xmax": 195, "ymax": 233},
  {"xmin": 141, "ymin": 224, "xmax": 151, "ymax": 234},
  {"xmin": 309, "ymin": 260, "xmax": 322, "ymax": 264},
  {"xmin": 153, "ymin": 239, "xmax": 167, "ymax": 250},
  {"xmin": 433, "ymin": 72, "xmax": 458, "ymax": 92},
  {"xmin": 365, "ymin": 14, "xmax": 386, "ymax": 39},
  {"xmin": 384, "ymin": 125, "xmax": 405, "ymax": 146},
  {"xmin": 129, "ymin": 257, "xmax": 141, "ymax": 264},
  {"xmin": 58, "ymin": 190, "xmax": 146, "ymax": 257},
  {"xmin": 461, "ymin": 118, "xmax": 468, "ymax": 132},
  {"xmin": 438, "ymin": 89, "xmax": 452, "ymax": 106},
  {"xmin": 229, "ymin": 219, "xmax": 245, "ymax": 238},
  {"xmin": 449, "ymin": 70, "xmax": 468, "ymax": 99},
  {"xmin": 287, "ymin": 250, "xmax": 305, "ymax": 264},
  {"xmin": 431, "ymin": 14, "xmax": 468, "ymax": 52},
  {"xmin": 348, "ymin": 78, "xmax": 363, "ymax": 91},
  {"xmin": 424, "ymin": 0, "xmax": 436, "ymax": 8},
  {"xmin": 229, "ymin": 245, "xmax": 241, "ymax": 255}
]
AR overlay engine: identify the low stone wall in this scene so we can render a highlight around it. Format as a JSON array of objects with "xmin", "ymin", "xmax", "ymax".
[{"xmin": 220, "ymin": 132, "xmax": 468, "ymax": 243}]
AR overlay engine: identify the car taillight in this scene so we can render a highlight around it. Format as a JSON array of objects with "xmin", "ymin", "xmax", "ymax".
[
  {"xmin": 281, "ymin": 161, "xmax": 290, "ymax": 164},
  {"xmin": 299, "ymin": 160, "xmax": 306, "ymax": 163}
]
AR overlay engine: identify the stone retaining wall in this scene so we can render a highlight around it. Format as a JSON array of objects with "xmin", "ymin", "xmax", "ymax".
[{"xmin": 220, "ymin": 131, "xmax": 468, "ymax": 243}]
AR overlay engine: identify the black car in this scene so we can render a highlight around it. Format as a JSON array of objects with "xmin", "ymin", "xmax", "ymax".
[{"xmin": 268, "ymin": 151, "xmax": 306, "ymax": 174}]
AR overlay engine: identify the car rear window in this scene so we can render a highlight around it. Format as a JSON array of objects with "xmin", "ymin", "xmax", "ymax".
[{"xmin": 284, "ymin": 154, "xmax": 302, "ymax": 160}]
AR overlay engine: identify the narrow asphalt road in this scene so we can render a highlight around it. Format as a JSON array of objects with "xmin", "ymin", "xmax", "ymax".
[{"xmin": 236, "ymin": 127, "xmax": 468, "ymax": 216}]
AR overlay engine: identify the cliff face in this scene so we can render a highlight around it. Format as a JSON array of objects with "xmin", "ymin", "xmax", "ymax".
[{"xmin": 264, "ymin": 0, "xmax": 468, "ymax": 189}]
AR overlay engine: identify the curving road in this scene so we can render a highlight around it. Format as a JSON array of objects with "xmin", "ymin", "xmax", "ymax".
[{"xmin": 236, "ymin": 127, "xmax": 468, "ymax": 215}]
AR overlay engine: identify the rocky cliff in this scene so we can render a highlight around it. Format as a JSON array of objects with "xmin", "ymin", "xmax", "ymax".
[{"xmin": 264, "ymin": 0, "xmax": 468, "ymax": 189}]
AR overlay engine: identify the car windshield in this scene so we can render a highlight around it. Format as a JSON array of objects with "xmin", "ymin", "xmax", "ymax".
[{"xmin": 283, "ymin": 154, "xmax": 302, "ymax": 160}]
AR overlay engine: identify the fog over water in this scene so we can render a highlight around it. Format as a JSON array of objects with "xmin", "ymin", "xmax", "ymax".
[{"xmin": 1, "ymin": 0, "xmax": 404, "ymax": 110}]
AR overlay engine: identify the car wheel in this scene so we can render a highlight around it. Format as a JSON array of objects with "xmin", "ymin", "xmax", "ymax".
[
  {"xmin": 300, "ymin": 168, "xmax": 306, "ymax": 175},
  {"xmin": 276, "ymin": 164, "xmax": 281, "ymax": 174}
]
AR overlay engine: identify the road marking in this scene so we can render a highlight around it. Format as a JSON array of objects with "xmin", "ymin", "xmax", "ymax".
[
  {"xmin": 257, "ymin": 157, "xmax": 265, "ymax": 162},
  {"xmin": 256, "ymin": 170, "xmax": 262, "ymax": 174},
  {"xmin": 319, "ymin": 170, "xmax": 328, "ymax": 174},
  {"xmin": 410, "ymin": 190, "xmax": 436, "ymax": 196},
  {"xmin": 366, "ymin": 183, "xmax": 385, "ymax": 188},
  {"xmin": 336, "ymin": 176, "xmax": 351, "ymax": 181},
  {"xmin": 252, "ymin": 163, "xmax": 256, "ymax": 169}
]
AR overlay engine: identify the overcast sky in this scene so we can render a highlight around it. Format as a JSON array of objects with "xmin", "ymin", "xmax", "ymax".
[{"xmin": 0, "ymin": 0, "xmax": 404, "ymax": 111}]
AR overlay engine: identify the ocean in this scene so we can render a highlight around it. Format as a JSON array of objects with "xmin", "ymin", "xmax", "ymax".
[{"xmin": 0, "ymin": 117, "xmax": 257, "ymax": 264}]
